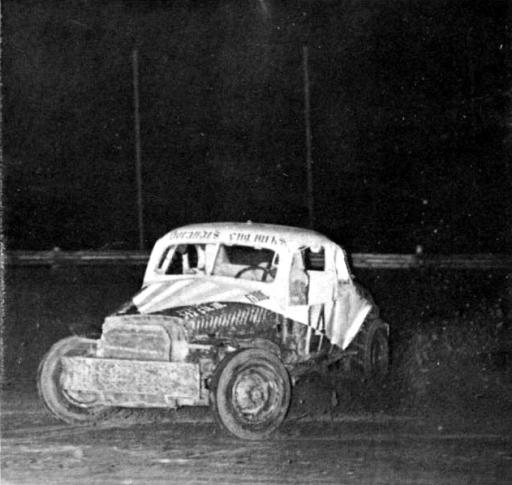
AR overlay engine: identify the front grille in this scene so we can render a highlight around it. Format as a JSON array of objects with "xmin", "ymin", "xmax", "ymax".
[
  {"xmin": 98, "ymin": 316, "xmax": 174, "ymax": 361},
  {"xmin": 100, "ymin": 326, "xmax": 171, "ymax": 361}
]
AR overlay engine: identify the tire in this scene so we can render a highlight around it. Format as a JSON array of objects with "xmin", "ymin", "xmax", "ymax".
[
  {"xmin": 37, "ymin": 336, "xmax": 111, "ymax": 424},
  {"xmin": 346, "ymin": 318, "xmax": 389, "ymax": 380},
  {"xmin": 210, "ymin": 348, "xmax": 291, "ymax": 440}
]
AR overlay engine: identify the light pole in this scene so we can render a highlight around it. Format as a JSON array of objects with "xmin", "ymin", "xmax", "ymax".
[
  {"xmin": 132, "ymin": 48, "xmax": 145, "ymax": 250},
  {"xmin": 303, "ymin": 45, "xmax": 315, "ymax": 229}
]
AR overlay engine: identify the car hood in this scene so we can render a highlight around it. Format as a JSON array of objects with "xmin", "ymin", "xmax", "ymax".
[{"xmin": 123, "ymin": 277, "xmax": 273, "ymax": 315}]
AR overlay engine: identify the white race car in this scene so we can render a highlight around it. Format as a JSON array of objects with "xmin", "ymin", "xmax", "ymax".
[{"xmin": 38, "ymin": 222, "xmax": 389, "ymax": 439}]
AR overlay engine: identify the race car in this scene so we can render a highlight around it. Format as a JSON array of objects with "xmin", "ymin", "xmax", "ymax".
[{"xmin": 38, "ymin": 222, "xmax": 389, "ymax": 439}]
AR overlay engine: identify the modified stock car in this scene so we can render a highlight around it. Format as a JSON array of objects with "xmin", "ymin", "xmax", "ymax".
[{"xmin": 38, "ymin": 222, "xmax": 389, "ymax": 439}]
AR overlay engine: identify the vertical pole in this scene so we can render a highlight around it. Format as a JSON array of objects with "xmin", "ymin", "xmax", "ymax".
[
  {"xmin": 303, "ymin": 45, "xmax": 315, "ymax": 229},
  {"xmin": 132, "ymin": 48, "xmax": 145, "ymax": 250}
]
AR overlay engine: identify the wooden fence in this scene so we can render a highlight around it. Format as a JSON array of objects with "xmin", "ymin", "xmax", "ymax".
[{"xmin": 4, "ymin": 250, "xmax": 512, "ymax": 270}]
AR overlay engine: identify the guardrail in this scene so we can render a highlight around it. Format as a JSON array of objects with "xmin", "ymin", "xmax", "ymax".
[
  {"xmin": 4, "ymin": 250, "xmax": 512, "ymax": 270},
  {"xmin": 6, "ymin": 250, "xmax": 149, "ymax": 266},
  {"xmin": 351, "ymin": 253, "xmax": 512, "ymax": 270}
]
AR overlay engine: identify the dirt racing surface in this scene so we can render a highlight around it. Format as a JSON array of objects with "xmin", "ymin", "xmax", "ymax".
[
  {"xmin": 2, "ymin": 383, "xmax": 512, "ymax": 485},
  {"xmin": 2, "ymin": 266, "xmax": 512, "ymax": 484}
]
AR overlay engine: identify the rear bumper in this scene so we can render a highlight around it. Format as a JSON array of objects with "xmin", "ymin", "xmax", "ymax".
[{"xmin": 61, "ymin": 356, "xmax": 202, "ymax": 408}]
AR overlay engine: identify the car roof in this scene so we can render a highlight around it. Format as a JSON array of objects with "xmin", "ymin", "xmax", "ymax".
[{"xmin": 161, "ymin": 222, "xmax": 335, "ymax": 249}]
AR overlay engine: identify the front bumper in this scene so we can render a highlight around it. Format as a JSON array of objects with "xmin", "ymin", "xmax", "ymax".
[{"xmin": 61, "ymin": 356, "xmax": 201, "ymax": 408}]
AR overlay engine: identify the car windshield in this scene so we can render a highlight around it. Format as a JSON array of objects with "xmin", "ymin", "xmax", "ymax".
[
  {"xmin": 155, "ymin": 243, "xmax": 279, "ymax": 282},
  {"xmin": 212, "ymin": 244, "xmax": 278, "ymax": 282}
]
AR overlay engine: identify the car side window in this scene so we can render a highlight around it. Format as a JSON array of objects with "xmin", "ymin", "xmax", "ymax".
[{"xmin": 303, "ymin": 247, "xmax": 325, "ymax": 271}]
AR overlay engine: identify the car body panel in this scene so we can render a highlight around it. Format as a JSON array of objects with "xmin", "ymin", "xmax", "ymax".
[
  {"xmin": 130, "ymin": 222, "xmax": 372, "ymax": 351},
  {"xmin": 57, "ymin": 222, "xmax": 379, "ymax": 408}
]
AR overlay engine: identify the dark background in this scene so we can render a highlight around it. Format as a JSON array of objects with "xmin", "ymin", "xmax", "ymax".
[{"xmin": 3, "ymin": 0, "xmax": 511, "ymax": 253}]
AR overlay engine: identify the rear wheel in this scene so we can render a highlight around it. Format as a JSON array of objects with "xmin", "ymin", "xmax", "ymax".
[
  {"xmin": 346, "ymin": 319, "xmax": 389, "ymax": 379},
  {"xmin": 37, "ymin": 336, "xmax": 110, "ymax": 424},
  {"xmin": 210, "ymin": 348, "xmax": 291, "ymax": 440}
]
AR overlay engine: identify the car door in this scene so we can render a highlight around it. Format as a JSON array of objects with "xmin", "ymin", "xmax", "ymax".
[
  {"xmin": 288, "ymin": 245, "xmax": 336, "ymax": 306},
  {"xmin": 324, "ymin": 246, "xmax": 372, "ymax": 350},
  {"xmin": 286, "ymin": 245, "xmax": 336, "ymax": 356}
]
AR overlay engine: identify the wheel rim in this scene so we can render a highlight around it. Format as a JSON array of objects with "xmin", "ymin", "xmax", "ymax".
[{"xmin": 231, "ymin": 366, "xmax": 282, "ymax": 425}]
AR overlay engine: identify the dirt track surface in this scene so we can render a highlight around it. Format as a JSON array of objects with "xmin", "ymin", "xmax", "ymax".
[
  {"xmin": 2, "ymin": 388, "xmax": 512, "ymax": 485},
  {"xmin": 4, "ymin": 267, "xmax": 512, "ymax": 483}
]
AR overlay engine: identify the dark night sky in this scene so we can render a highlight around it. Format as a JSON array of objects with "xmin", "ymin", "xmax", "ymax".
[{"xmin": 3, "ymin": 0, "xmax": 511, "ymax": 252}]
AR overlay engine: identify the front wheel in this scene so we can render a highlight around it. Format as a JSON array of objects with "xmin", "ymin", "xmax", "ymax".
[
  {"xmin": 210, "ymin": 348, "xmax": 291, "ymax": 440},
  {"xmin": 37, "ymin": 336, "xmax": 110, "ymax": 424}
]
